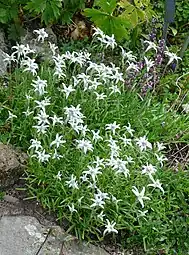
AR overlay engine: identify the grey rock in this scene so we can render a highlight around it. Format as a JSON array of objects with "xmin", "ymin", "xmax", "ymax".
[
  {"xmin": 0, "ymin": 29, "xmax": 8, "ymax": 76},
  {"xmin": 0, "ymin": 49, "xmax": 8, "ymax": 76},
  {"xmin": 21, "ymin": 28, "xmax": 58, "ymax": 59},
  {"xmin": 63, "ymin": 240, "xmax": 109, "ymax": 255},
  {"xmin": 0, "ymin": 29, "xmax": 8, "ymax": 52},
  {"xmin": 0, "ymin": 143, "xmax": 27, "ymax": 188},
  {"xmin": 0, "ymin": 216, "xmax": 109, "ymax": 255},
  {"xmin": 0, "ymin": 216, "xmax": 49, "ymax": 255}
]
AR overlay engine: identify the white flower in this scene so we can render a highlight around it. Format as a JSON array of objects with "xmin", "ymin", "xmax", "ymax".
[
  {"xmin": 52, "ymin": 149, "xmax": 63, "ymax": 160},
  {"xmin": 141, "ymin": 163, "xmax": 157, "ymax": 175},
  {"xmin": 132, "ymin": 186, "xmax": 151, "ymax": 208},
  {"xmin": 93, "ymin": 156, "xmax": 105, "ymax": 167},
  {"xmin": 124, "ymin": 122, "xmax": 135, "ymax": 136},
  {"xmin": 49, "ymin": 42, "xmax": 58, "ymax": 55},
  {"xmin": 33, "ymin": 149, "xmax": 51, "ymax": 163},
  {"xmin": 97, "ymin": 211, "xmax": 105, "ymax": 221},
  {"xmin": 156, "ymin": 142, "xmax": 166, "ymax": 152},
  {"xmin": 34, "ymin": 109, "xmax": 50, "ymax": 125},
  {"xmin": 148, "ymin": 176, "xmax": 164, "ymax": 194},
  {"xmin": 3, "ymin": 53, "xmax": 17, "ymax": 65},
  {"xmin": 26, "ymin": 94, "xmax": 33, "ymax": 101},
  {"xmin": 91, "ymin": 130, "xmax": 103, "ymax": 142},
  {"xmin": 182, "ymin": 103, "xmax": 189, "ymax": 113},
  {"xmin": 126, "ymin": 156, "xmax": 134, "ymax": 164},
  {"xmin": 65, "ymin": 174, "xmax": 79, "ymax": 189},
  {"xmin": 12, "ymin": 43, "xmax": 29, "ymax": 59},
  {"xmin": 120, "ymin": 47, "xmax": 137, "ymax": 62},
  {"xmin": 31, "ymin": 76, "xmax": 48, "ymax": 96},
  {"xmin": 34, "ymin": 97, "xmax": 51, "ymax": 111},
  {"xmin": 126, "ymin": 62, "xmax": 139, "ymax": 72},
  {"xmin": 164, "ymin": 51, "xmax": 182, "ymax": 65},
  {"xmin": 33, "ymin": 28, "xmax": 48, "ymax": 43},
  {"xmin": 88, "ymin": 79, "xmax": 101, "ymax": 90},
  {"xmin": 96, "ymin": 189, "xmax": 110, "ymax": 200},
  {"xmin": 144, "ymin": 40, "xmax": 158, "ymax": 52},
  {"xmin": 144, "ymin": 57, "xmax": 154, "ymax": 72},
  {"xmin": 7, "ymin": 111, "xmax": 17, "ymax": 120},
  {"xmin": 109, "ymin": 85, "xmax": 121, "ymax": 95},
  {"xmin": 75, "ymin": 139, "xmax": 93, "ymax": 154},
  {"xmin": 102, "ymin": 34, "xmax": 117, "ymax": 50},
  {"xmin": 50, "ymin": 115, "xmax": 64, "ymax": 126},
  {"xmin": 90, "ymin": 194, "xmax": 105, "ymax": 209},
  {"xmin": 120, "ymin": 135, "xmax": 132, "ymax": 147},
  {"xmin": 135, "ymin": 136, "xmax": 152, "ymax": 151},
  {"xmin": 112, "ymin": 158, "xmax": 130, "ymax": 177},
  {"xmin": 29, "ymin": 139, "xmax": 42, "ymax": 151},
  {"xmin": 50, "ymin": 134, "xmax": 66, "ymax": 148},
  {"xmin": 23, "ymin": 108, "xmax": 34, "ymax": 117},
  {"xmin": 94, "ymin": 92, "xmax": 107, "ymax": 100},
  {"xmin": 83, "ymin": 165, "xmax": 102, "ymax": 182},
  {"xmin": 68, "ymin": 204, "xmax": 77, "ymax": 213},
  {"xmin": 80, "ymin": 174, "xmax": 88, "ymax": 182},
  {"xmin": 93, "ymin": 27, "xmax": 105, "ymax": 39},
  {"xmin": 106, "ymin": 121, "xmax": 120, "ymax": 135},
  {"xmin": 21, "ymin": 58, "xmax": 38, "ymax": 75},
  {"xmin": 55, "ymin": 171, "xmax": 62, "ymax": 180},
  {"xmin": 53, "ymin": 64, "xmax": 66, "ymax": 79},
  {"xmin": 155, "ymin": 154, "xmax": 168, "ymax": 167},
  {"xmin": 138, "ymin": 210, "xmax": 148, "ymax": 217},
  {"xmin": 103, "ymin": 219, "xmax": 118, "ymax": 235},
  {"xmin": 32, "ymin": 124, "xmax": 49, "ymax": 134},
  {"xmin": 79, "ymin": 124, "xmax": 90, "ymax": 137},
  {"xmin": 61, "ymin": 84, "xmax": 75, "ymax": 99}
]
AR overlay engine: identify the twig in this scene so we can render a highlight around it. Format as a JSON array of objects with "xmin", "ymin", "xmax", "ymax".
[{"xmin": 35, "ymin": 228, "xmax": 52, "ymax": 255}]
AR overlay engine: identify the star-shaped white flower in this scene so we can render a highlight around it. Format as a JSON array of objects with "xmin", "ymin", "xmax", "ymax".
[{"xmin": 132, "ymin": 186, "xmax": 151, "ymax": 208}]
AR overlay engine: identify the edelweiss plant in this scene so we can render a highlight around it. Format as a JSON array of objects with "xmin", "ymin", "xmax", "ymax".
[{"xmin": 2, "ymin": 27, "xmax": 189, "ymax": 253}]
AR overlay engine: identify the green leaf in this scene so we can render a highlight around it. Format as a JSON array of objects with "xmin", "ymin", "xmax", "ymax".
[
  {"xmin": 170, "ymin": 26, "xmax": 178, "ymax": 36},
  {"xmin": 0, "ymin": 8, "xmax": 9, "ymax": 23},
  {"xmin": 94, "ymin": 0, "xmax": 116, "ymax": 14},
  {"xmin": 134, "ymin": 0, "xmax": 143, "ymax": 8},
  {"xmin": 84, "ymin": 8, "xmax": 108, "ymax": 21}
]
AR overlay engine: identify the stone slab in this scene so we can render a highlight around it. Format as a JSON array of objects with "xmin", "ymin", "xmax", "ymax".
[{"xmin": 0, "ymin": 216, "xmax": 109, "ymax": 255}]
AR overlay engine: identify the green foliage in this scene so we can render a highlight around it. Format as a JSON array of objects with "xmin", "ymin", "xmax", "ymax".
[
  {"xmin": 25, "ymin": 0, "xmax": 85, "ymax": 25},
  {"xmin": 84, "ymin": 0, "xmax": 131, "ymax": 41},
  {"xmin": 84, "ymin": 0, "xmax": 155, "ymax": 41},
  {"xmin": 152, "ymin": 0, "xmax": 189, "ymax": 34},
  {"xmin": 0, "ymin": 0, "xmax": 27, "ymax": 40},
  {"xmin": 25, "ymin": 0, "xmax": 62, "ymax": 25},
  {"xmin": 61, "ymin": 0, "xmax": 85, "ymax": 24}
]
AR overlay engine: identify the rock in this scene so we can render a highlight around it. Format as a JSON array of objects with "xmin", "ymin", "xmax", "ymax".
[
  {"xmin": 21, "ymin": 28, "xmax": 58, "ymax": 59},
  {"xmin": 0, "ymin": 216, "xmax": 49, "ymax": 255},
  {"xmin": 0, "ymin": 143, "xmax": 27, "ymax": 189},
  {"xmin": 63, "ymin": 240, "xmax": 110, "ymax": 255},
  {"xmin": 0, "ymin": 49, "xmax": 8, "ymax": 76},
  {"xmin": 0, "ymin": 215, "xmax": 110, "ymax": 255},
  {"xmin": 0, "ymin": 29, "xmax": 8, "ymax": 52},
  {"xmin": 0, "ymin": 29, "xmax": 8, "ymax": 76}
]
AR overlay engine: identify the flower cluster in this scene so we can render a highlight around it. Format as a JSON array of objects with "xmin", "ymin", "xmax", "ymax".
[{"xmin": 4, "ymin": 27, "xmax": 171, "ymax": 239}]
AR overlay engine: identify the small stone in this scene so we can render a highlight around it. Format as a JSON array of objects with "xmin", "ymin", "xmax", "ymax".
[{"xmin": 0, "ymin": 143, "xmax": 27, "ymax": 188}]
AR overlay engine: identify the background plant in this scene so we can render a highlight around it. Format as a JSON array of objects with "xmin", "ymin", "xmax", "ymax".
[{"xmin": 84, "ymin": 0, "xmax": 155, "ymax": 41}]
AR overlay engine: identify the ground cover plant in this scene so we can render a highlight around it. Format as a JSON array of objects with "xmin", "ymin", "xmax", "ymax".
[{"xmin": 0, "ymin": 28, "xmax": 189, "ymax": 254}]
